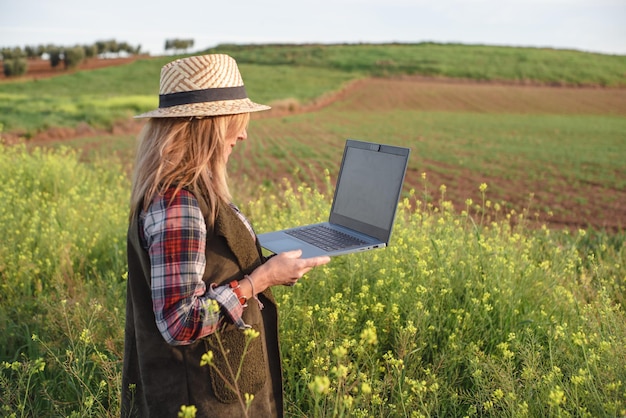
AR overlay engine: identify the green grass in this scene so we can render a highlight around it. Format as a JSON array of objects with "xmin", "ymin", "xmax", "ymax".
[
  {"xmin": 209, "ymin": 43, "xmax": 626, "ymax": 86},
  {"xmin": 0, "ymin": 56, "xmax": 358, "ymax": 135}
]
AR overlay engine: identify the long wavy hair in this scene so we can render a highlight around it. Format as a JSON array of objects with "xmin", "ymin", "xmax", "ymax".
[{"xmin": 129, "ymin": 113, "xmax": 250, "ymax": 227}]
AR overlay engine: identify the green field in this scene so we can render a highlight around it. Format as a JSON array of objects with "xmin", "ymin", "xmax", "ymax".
[{"xmin": 1, "ymin": 43, "xmax": 625, "ymax": 417}]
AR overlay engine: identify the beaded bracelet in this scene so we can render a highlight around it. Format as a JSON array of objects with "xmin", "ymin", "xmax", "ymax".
[
  {"xmin": 229, "ymin": 280, "xmax": 248, "ymax": 307},
  {"xmin": 244, "ymin": 275, "xmax": 264, "ymax": 310}
]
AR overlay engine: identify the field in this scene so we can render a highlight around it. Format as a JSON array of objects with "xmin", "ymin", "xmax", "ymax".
[
  {"xmin": 1, "ymin": 44, "xmax": 625, "ymax": 417},
  {"xmin": 9, "ymin": 69, "xmax": 626, "ymax": 231}
]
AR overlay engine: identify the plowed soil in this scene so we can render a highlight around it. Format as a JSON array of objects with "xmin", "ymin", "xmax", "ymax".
[{"xmin": 0, "ymin": 56, "xmax": 140, "ymax": 80}]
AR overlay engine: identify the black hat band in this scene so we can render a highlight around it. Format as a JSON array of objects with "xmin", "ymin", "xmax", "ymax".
[{"xmin": 159, "ymin": 85, "xmax": 248, "ymax": 108}]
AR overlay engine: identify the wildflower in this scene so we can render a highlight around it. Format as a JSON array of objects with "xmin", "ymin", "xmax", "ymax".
[
  {"xmin": 244, "ymin": 328, "xmax": 260, "ymax": 341},
  {"xmin": 332, "ymin": 346, "xmax": 348, "ymax": 359},
  {"xmin": 200, "ymin": 351, "xmax": 214, "ymax": 367},
  {"xmin": 497, "ymin": 342, "xmax": 514, "ymax": 360},
  {"xmin": 361, "ymin": 382, "xmax": 372, "ymax": 395},
  {"xmin": 33, "ymin": 357, "xmax": 45, "ymax": 373},
  {"xmin": 84, "ymin": 395, "xmax": 95, "ymax": 408},
  {"xmin": 571, "ymin": 369, "xmax": 588, "ymax": 386},
  {"xmin": 572, "ymin": 331, "xmax": 587, "ymax": 346},
  {"xmin": 178, "ymin": 405, "xmax": 197, "ymax": 418},
  {"xmin": 79, "ymin": 328, "xmax": 92, "ymax": 344},
  {"xmin": 308, "ymin": 375, "xmax": 331, "ymax": 395},
  {"xmin": 493, "ymin": 388, "xmax": 504, "ymax": 400},
  {"xmin": 548, "ymin": 386, "xmax": 566, "ymax": 407},
  {"xmin": 332, "ymin": 364, "xmax": 349, "ymax": 379},
  {"xmin": 203, "ymin": 299, "xmax": 220, "ymax": 315},
  {"xmin": 360, "ymin": 324, "xmax": 378, "ymax": 346},
  {"xmin": 479, "ymin": 183, "xmax": 488, "ymax": 193},
  {"xmin": 244, "ymin": 393, "xmax": 254, "ymax": 408}
]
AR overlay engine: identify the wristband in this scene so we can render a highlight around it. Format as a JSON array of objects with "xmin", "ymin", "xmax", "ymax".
[{"xmin": 244, "ymin": 275, "xmax": 264, "ymax": 310}]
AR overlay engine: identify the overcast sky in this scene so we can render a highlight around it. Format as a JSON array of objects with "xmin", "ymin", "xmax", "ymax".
[{"xmin": 1, "ymin": 0, "xmax": 625, "ymax": 56}]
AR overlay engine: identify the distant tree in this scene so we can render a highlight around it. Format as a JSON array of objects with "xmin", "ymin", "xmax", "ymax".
[
  {"xmin": 108, "ymin": 39, "xmax": 120, "ymax": 56},
  {"xmin": 95, "ymin": 39, "xmax": 119, "ymax": 56},
  {"xmin": 95, "ymin": 40, "xmax": 108, "ymax": 55},
  {"xmin": 36, "ymin": 44, "xmax": 47, "ymax": 57},
  {"xmin": 49, "ymin": 48, "xmax": 62, "ymax": 68},
  {"xmin": 94, "ymin": 39, "xmax": 139, "ymax": 57},
  {"xmin": 118, "ymin": 41, "xmax": 132, "ymax": 54},
  {"xmin": 64, "ymin": 46, "xmax": 85, "ymax": 68},
  {"xmin": 83, "ymin": 44, "xmax": 98, "ymax": 59},
  {"xmin": 24, "ymin": 46, "xmax": 39, "ymax": 59},
  {"xmin": 1, "ymin": 47, "xmax": 25, "ymax": 60},
  {"xmin": 2, "ymin": 39, "xmax": 141, "ymax": 73},
  {"xmin": 3, "ymin": 58, "xmax": 28, "ymax": 77},
  {"xmin": 165, "ymin": 38, "xmax": 195, "ymax": 53}
]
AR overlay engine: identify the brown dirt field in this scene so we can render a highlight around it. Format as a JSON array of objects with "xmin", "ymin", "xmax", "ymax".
[
  {"xmin": 4, "ymin": 58, "xmax": 625, "ymax": 231},
  {"xmin": 0, "ymin": 56, "xmax": 141, "ymax": 81}
]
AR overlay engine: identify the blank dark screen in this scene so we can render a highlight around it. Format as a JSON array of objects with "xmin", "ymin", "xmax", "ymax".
[{"xmin": 332, "ymin": 147, "xmax": 406, "ymax": 230}]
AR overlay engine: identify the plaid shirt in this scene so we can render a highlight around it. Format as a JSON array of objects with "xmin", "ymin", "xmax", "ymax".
[{"xmin": 140, "ymin": 188, "xmax": 250, "ymax": 345}]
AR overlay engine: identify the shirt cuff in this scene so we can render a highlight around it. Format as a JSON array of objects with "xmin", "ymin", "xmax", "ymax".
[{"xmin": 208, "ymin": 283, "xmax": 250, "ymax": 330}]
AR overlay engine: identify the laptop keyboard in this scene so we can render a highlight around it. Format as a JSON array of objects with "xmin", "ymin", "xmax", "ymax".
[{"xmin": 286, "ymin": 225, "xmax": 367, "ymax": 252}]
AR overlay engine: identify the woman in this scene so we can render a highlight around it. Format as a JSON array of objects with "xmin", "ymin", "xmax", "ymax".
[{"xmin": 122, "ymin": 54, "xmax": 330, "ymax": 417}]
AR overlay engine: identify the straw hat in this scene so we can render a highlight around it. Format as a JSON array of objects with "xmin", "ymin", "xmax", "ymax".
[{"xmin": 135, "ymin": 54, "xmax": 270, "ymax": 118}]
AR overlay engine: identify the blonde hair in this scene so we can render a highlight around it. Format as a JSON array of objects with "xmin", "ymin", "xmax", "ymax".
[{"xmin": 129, "ymin": 113, "xmax": 250, "ymax": 227}]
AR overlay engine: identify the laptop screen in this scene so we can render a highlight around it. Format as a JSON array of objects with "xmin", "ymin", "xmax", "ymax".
[{"xmin": 329, "ymin": 140, "xmax": 410, "ymax": 242}]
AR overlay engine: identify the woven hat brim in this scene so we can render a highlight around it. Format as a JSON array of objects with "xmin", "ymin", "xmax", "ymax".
[{"xmin": 134, "ymin": 98, "xmax": 271, "ymax": 119}]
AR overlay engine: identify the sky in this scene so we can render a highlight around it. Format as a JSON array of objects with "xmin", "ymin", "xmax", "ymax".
[{"xmin": 1, "ymin": 0, "xmax": 625, "ymax": 56}]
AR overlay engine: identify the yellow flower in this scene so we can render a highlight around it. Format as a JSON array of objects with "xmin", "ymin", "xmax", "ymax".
[
  {"xmin": 200, "ymin": 351, "xmax": 214, "ymax": 367},
  {"xmin": 178, "ymin": 405, "xmax": 197, "ymax": 418},
  {"xmin": 244, "ymin": 328, "xmax": 260, "ymax": 341},
  {"xmin": 332, "ymin": 346, "xmax": 348, "ymax": 359},
  {"xmin": 361, "ymin": 382, "xmax": 372, "ymax": 395},
  {"xmin": 308, "ymin": 375, "xmax": 331, "ymax": 395},
  {"xmin": 548, "ymin": 386, "xmax": 566, "ymax": 407},
  {"xmin": 493, "ymin": 388, "xmax": 504, "ymax": 400},
  {"xmin": 360, "ymin": 325, "xmax": 378, "ymax": 346}
]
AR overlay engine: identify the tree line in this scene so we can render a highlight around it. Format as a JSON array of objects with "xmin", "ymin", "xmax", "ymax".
[
  {"xmin": 164, "ymin": 38, "xmax": 195, "ymax": 53},
  {"xmin": 1, "ymin": 39, "xmax": 142, "ymax": 77}
]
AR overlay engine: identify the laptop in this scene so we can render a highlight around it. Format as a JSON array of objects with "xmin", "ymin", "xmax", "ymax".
[{"xmin": 257, "ymin": 139, "xmax": 410, "ymax": 258}]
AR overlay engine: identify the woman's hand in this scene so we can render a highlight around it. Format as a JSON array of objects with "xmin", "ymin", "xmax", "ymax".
[{"xmin": 245, "ymin": 250, "xmax": 331, "ymax": 295}]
